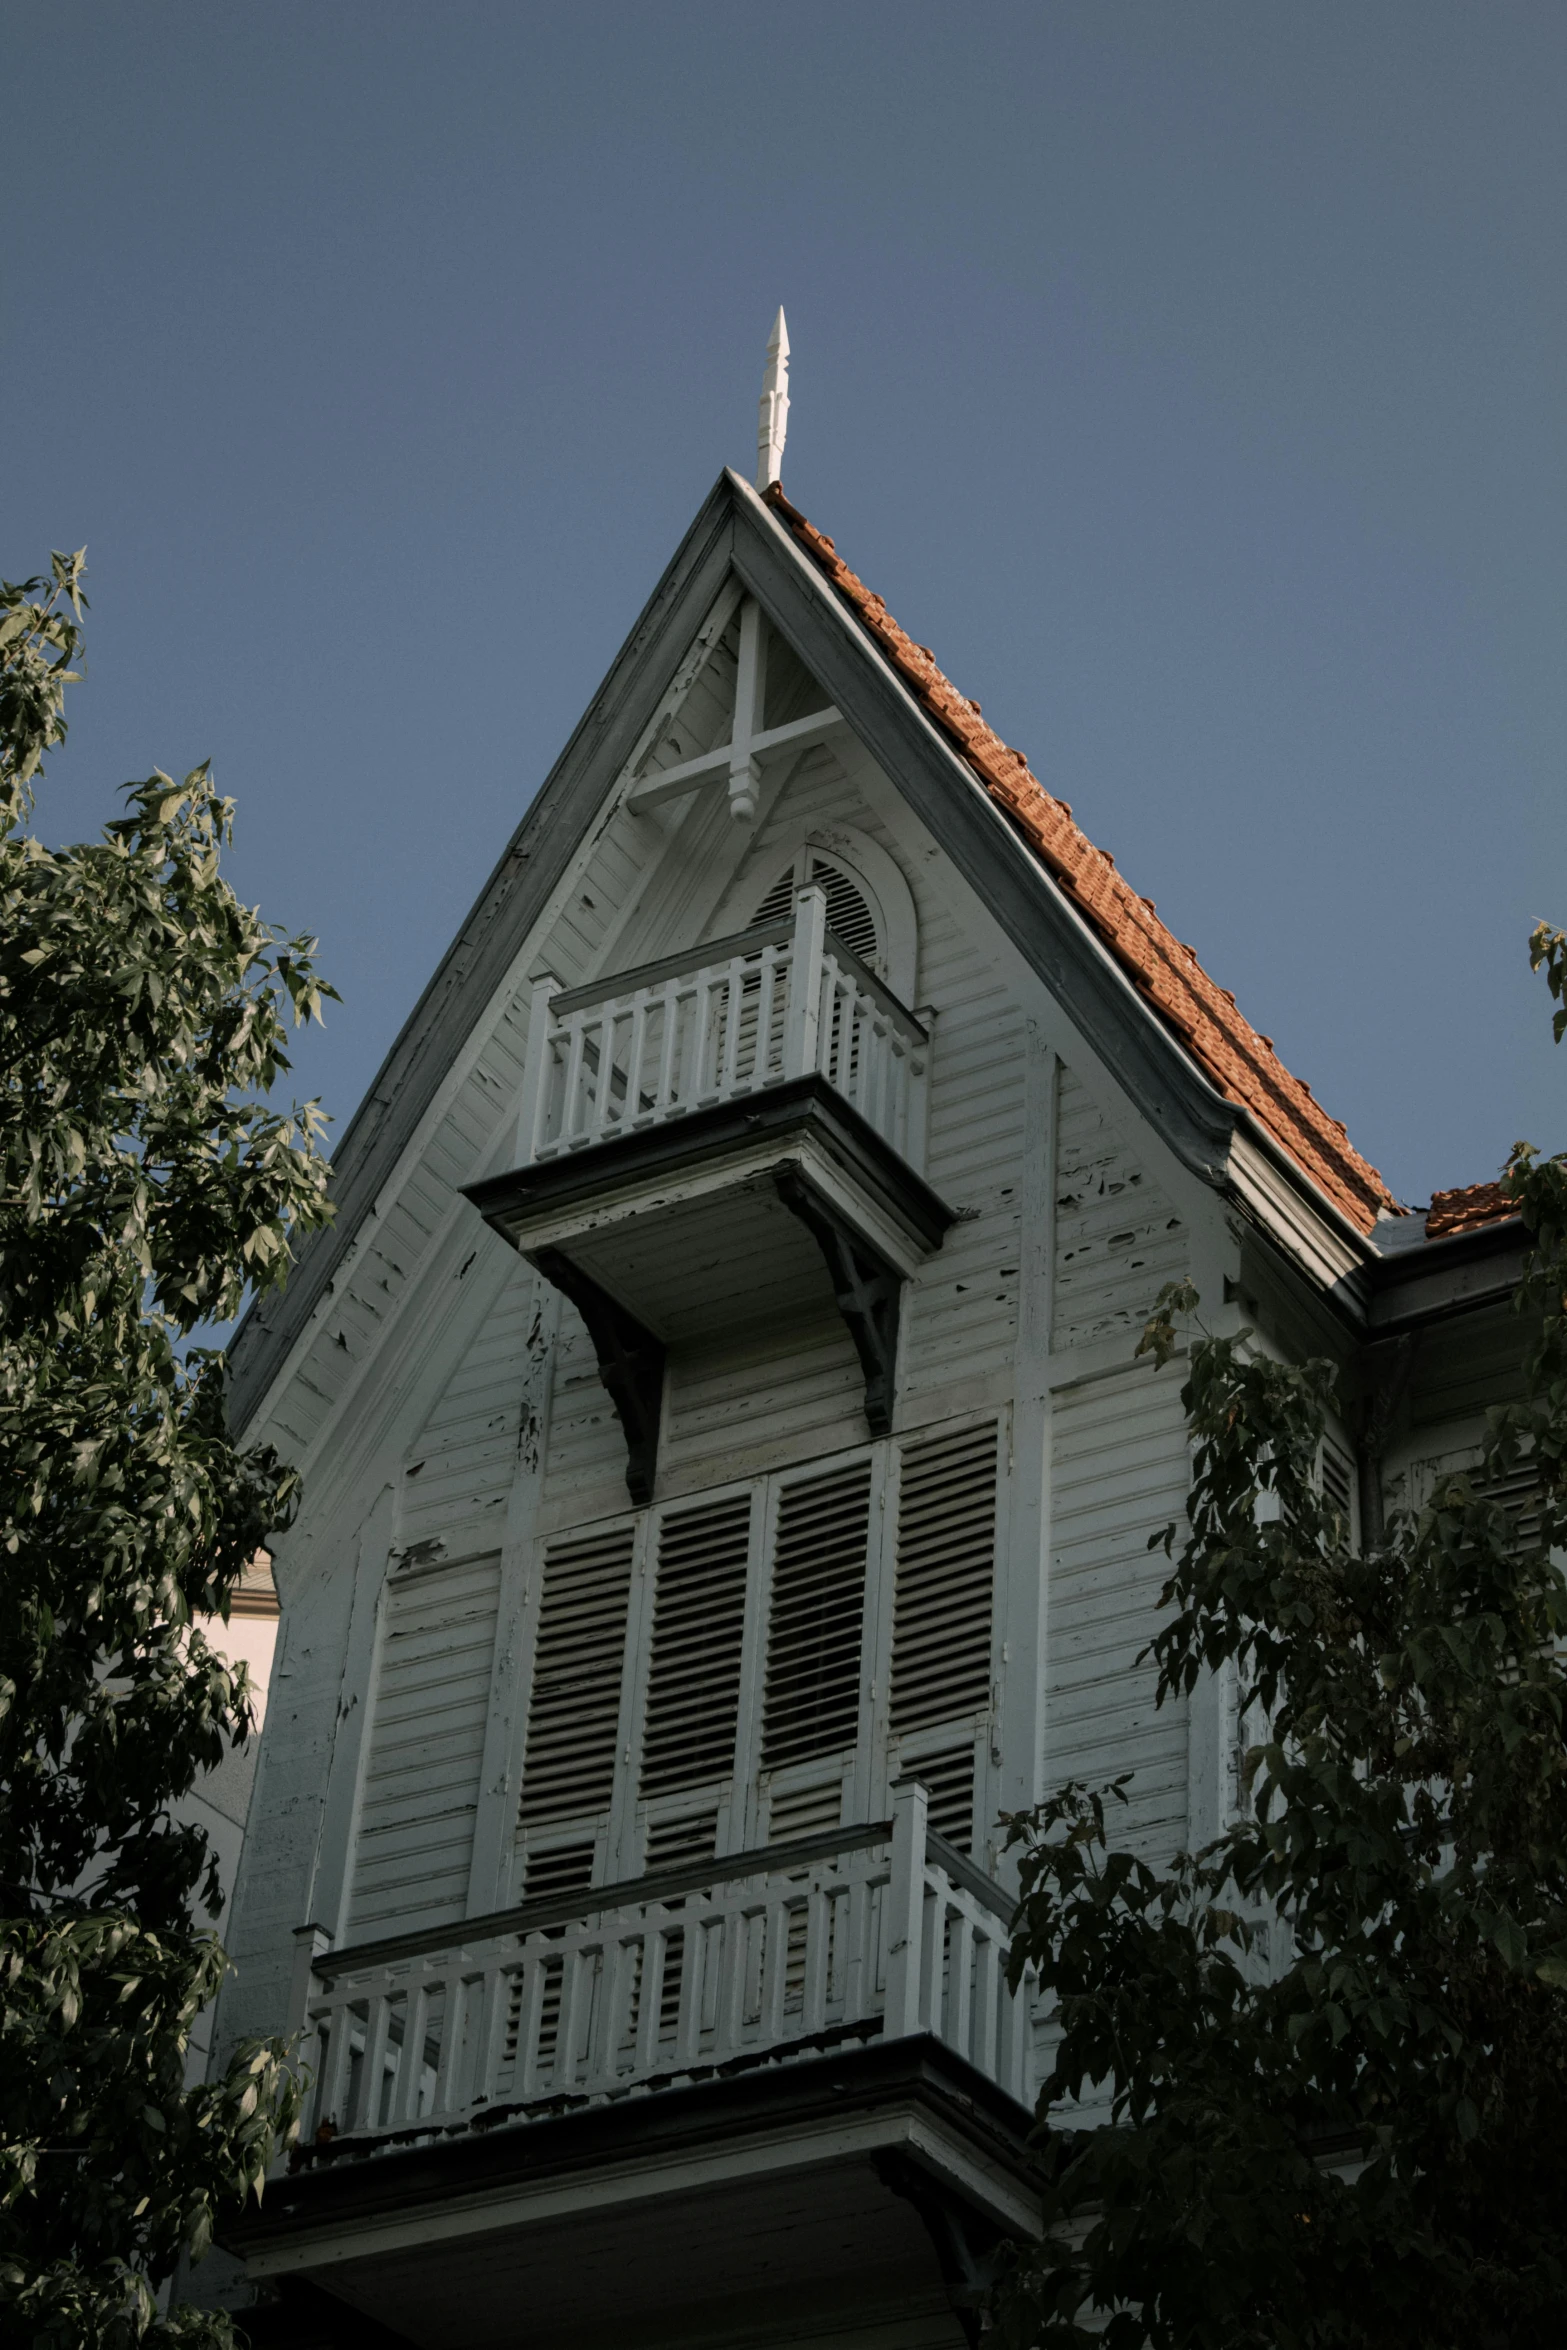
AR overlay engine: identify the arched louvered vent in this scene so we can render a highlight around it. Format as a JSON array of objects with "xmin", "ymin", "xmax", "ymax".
[
  {"xmin": 752, "ymin": 855, "xmax": 879, "ymax": 969},
  {"xmin": 640, "ymin": 1494, "xmax": 752, "ymax": 1799},
  {"xmin": 889, "ymin": 1420, "xmax": 998, "ymax": 1734},
  {"xmin": 518, "ymin": 1525, "xmax": 633, "ymax": 1829},
  {"xmin": 761, "ymin": 1460, "xmax": 872, "ymax": 1771}
]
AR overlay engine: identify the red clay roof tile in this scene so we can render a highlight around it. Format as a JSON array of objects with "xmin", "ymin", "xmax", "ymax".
[
  {"xmin": 763, "ymin": 483, "xmax": 1397, "ymax": 1235},
  {"xmin": 1425, "ymin": 1180, "xmax": 1517, "ymax": 1239}
]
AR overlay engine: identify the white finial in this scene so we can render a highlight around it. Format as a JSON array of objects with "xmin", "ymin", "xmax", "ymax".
[{"xmin": 755, "ymin": 307, "xmax": 790, "ymax": 492}]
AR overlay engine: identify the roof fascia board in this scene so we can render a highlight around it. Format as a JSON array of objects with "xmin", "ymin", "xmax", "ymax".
[
  {"xmin": 723, "ymin": 474, "xmax": 1241, "ymax": 1194},
  {"xmin": 227, "ymin": 483, "xmax": 739, "ymax": 1433},
  {"xmin": 1227, "ymin": 1118, "xmax": 1373, "ymax": 1298}
]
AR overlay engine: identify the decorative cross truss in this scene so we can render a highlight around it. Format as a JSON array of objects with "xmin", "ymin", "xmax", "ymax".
[{"xmin": 629, "ymin": 595, "xmax": 847, "ymax": 824}]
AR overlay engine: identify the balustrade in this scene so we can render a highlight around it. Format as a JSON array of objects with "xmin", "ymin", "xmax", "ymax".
[
  {"xmin": 514, "ymin": 885, "xmax": 929, "ymax": 1173},
  {"xmin": 289, "ymin": 1785, "xmax": 1029, "ymax": 2155}
]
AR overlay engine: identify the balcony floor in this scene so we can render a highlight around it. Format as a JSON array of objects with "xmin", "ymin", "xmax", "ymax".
[{"xmin": 229, "ymin": 2036, "xmax": 1039, "ymax": 2350}]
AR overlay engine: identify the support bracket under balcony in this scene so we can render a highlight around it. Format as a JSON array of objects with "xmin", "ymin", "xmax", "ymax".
[
  {"xmin": 531, "ymin": 1247, "xmax": 665, "ymax": 1504},
  {"xmin": 872, "ymin": 2150, "xmax": 1009, "ymax": 2350},
  {"xmin": 774, "ymin": 1166, "xmax": 902, "ymax": 1436}
]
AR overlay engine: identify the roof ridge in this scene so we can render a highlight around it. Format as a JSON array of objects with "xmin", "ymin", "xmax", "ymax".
[{"xmin": 762, "ymin": 481, "xmax": 1397, "ymax": 1235}]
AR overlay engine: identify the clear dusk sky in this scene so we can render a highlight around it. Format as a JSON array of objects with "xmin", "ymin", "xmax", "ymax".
[{"xmin": 11, "ymin": 3, "xmax": 1565, "ymax": 1207}]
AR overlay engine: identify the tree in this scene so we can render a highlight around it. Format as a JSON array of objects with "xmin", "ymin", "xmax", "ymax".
[
  {"xmin": 0, "ymin": 556, "xmax": 336, "ymax": 2346},
  {"xmin": 997, "ymin": 929, "xmax": 1567, "ymax": 2350}
]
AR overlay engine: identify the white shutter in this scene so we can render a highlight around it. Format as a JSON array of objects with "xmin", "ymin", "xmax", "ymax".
[
  {"xmin": 898, "ymin": 1747, "xmax": 978, "ymax": 1853},
  {"xmin": 644, "ymin": 1812, "xmax": 719, "ymax": 1869},
  {"xmin": 889, "ymin": 1420, "xmax": 998, "ymax": 1734},
  {"xmin": 1479, "ymin": 1457, "xmax": 1545, "ymax": 1554},
  {"xmin": 1319, "ymin": 1437, "xmax": 1355, "ymax": 1550},
  {"xmin": 518, "ymin": 1524, "xmax": 634, "ymax": 1834},
  {"xmin": 347, "ymin": 1554, "xmax": 501, "ymax": 1940},
  {"xmin": 761, "ymin": 1460, "xmax": 872, "ymax": 1771},
  {"xmin": 764, "ymin": 1780, "xmax": 844, "ymax": 1844},
  {"xmin": 640, "ymin": 1494, "xmax": 752, "ymax": 1801}
]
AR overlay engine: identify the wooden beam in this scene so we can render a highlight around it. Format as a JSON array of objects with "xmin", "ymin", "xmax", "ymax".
[{"xmin": 626, "ymin": 705, "xmax": 847, "ymax": 812}]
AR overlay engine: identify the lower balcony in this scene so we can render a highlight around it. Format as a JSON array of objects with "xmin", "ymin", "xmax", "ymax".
[
  {"xmin": 230, "ymin": 1790, "xmax": 1038, "ymax": 2350},
  {"xmin": 287, "ymin": 1785, "xmax": 1030, "ymax": 2152}
]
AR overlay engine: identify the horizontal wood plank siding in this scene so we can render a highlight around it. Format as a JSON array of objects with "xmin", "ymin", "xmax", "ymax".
[
  {"xmin": 1053, "ymin": 1067, "xmax": 1187, "ymax": 1352},
  {"xmin": 662, "ymin": 1309, "xmax": 863, "ymax": 1480},
  {"xmin": 542, "ymin": 1303, "xmax": 629, "ymax": 1506},
  {"xmin": 399, "ymin": 1262, "xmax": 535, "ymax": 1553},
  {"xmin": 346, "ymin": 1554, "xmax": 502, "ymax": 1939},
  {"xmin": 903, "ymin": 903, "xmax": 1024, "ymax": 1403},
  {"xmin": 1047, "ymin": 1366, "xmax": 1191, "ymax": 1854}
]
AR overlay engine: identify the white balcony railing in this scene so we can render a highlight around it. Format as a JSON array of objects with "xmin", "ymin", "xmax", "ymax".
[
  {"xmin": 288, "ymin": 1785, "xmax": 1030, "ymax": 2156},
  {"xmin": 514, "ymin": 886, "xmax": 930, "ymax": 1174}
]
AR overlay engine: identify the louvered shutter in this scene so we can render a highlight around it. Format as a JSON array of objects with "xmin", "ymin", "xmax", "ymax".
[
  {"xmin": 899, "ymin": 1747, "xmax": 978, "ymax": 1851},
  {"xmin": 889, "ymin": 1421, "xmax": 998, "ymax": 1733},
  {"xmin": 761, "ymin": 1460, "xmax": 872, "ymax": 1771},
  {"xmin": 518, "ymin": 1525, "xmax": 634, "ymax": 1833},
  {"xmin": 1479, "ymin": 1457, "xmax": 1546, "ymax": 1555},
  {"xmin": 640, "ymin": 1494, "xmax": 751, "ymax": 1799},
  {"xmin": 348, "ymin": 1554, "xmax": 501, "ymax": 1939},
  {"xmin": 1319, "ymin": 1438, "xmax": 1355, "ymax": 1550},
  {"xmin": 765, "ymin": 1780, "xmax": 844, "ymax": 1844}
]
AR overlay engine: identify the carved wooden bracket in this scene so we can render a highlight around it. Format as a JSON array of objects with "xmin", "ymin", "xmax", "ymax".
[
  {"xmin": 773, "ymin": 1167, "xmax": 902, "ymax": 1436},
  {"xmin": 872, "ymin": 2149, "xmax": 1008, "ymax": 2350},
  {"xmin": 530, "ymin": 1248, "xmax": 666, "ymax": 1505}
]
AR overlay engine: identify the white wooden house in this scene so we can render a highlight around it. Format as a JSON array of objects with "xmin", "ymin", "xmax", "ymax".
[{"xmin": 208, "ymin": 396, "xmax": 1530, "ymax": 2347}]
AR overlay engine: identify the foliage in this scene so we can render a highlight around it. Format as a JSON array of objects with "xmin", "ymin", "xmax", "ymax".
[
  {"xmin": 1, "ymin": 557, "xmax": 335, "ymax": 2346},
  {"xmin": 997, "ymin": 933, "xmax": 1567, "ymax": 2350}
]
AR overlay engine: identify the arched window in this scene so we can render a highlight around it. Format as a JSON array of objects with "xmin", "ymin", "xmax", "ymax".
[{"xmin": 751, "ymin": 850, "xmax": 880, "ymax": 972}]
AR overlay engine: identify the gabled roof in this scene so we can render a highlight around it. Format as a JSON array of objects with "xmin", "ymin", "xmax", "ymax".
[
  {"xmin": 229, "ymin": 466, "xmax": 1403, "ymax": 1432},
  {"xmin": 762, "ymin": 484, "xmax": 1397, "ymax": 1237}
]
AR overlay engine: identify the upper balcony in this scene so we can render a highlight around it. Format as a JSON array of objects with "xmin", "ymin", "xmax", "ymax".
[{"xmin": 466, "ymin": 886, "xmax": 954, "ymax": 1497}]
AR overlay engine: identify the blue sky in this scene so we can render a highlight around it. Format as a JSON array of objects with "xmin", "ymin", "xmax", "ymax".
[{"xmin": 12, "ymin": 2, "xmax": 1565, "ymax": 1206}]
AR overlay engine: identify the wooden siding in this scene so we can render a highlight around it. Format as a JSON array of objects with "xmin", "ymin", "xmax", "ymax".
[
  {"xmin": 542, "ymin": 1300, "xmax": 630, "ymax": 1513},
  {"xmin": 398, "ymin": 1259, "xmax": 536, "ymax": 1554},
  {"xmin": 661, "ymin": 1307, "xmax": 863, "ymax": 1484},
  {"xmin": 346, "ymin": 1553, "xmax": 502, "ymax": 1939},
  {"xmin": 1053, "ymin": 1066, "xmax": 1188, "ymax": 1354},
  {"xmin": 1047, "ymin": 1365, "xmax": 1192, "ymax": 1856}
]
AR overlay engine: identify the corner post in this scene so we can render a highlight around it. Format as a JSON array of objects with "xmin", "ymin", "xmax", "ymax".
[
  {"xmin": 284, "ymin": 1922, "xmax": 333, "ymax": 2154},
  {"xmin": 288, "ymin": 1921, "xmax": 333, "ymax": 2042},
  {"xmin": 515, "ymin": 976, "xmax": 559, "ymax": 1166},
  {"xmin": 783, "ymin": 884, "xmax": 828, "ymax": 1080},
  {"xmin": 882, "ymin": 1780, "xmax": 929, "ymax": 2042}
]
